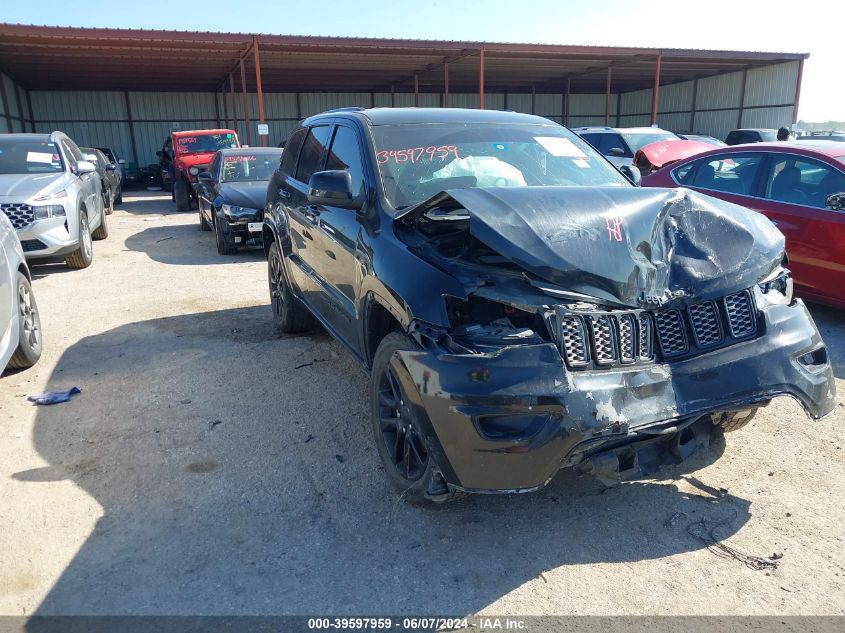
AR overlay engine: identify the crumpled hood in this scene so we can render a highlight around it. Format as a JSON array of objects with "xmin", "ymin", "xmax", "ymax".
[
  {"xmin": 400, "ymin": 186, "xmax": 785, "ymax": 307},
  {"xmin": 217, "ymin": 182, "xmax": 267, "ymax": 210},
  {"xmin": 0, "ymin": 172, "xmax": 71, "ymax": 201}
]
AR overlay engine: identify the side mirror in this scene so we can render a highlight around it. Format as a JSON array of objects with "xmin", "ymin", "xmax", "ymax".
[
  {"xmin": 826, "ymin": 192, "xmax": 845, "ymax": 211},
  {"xmin": 307, "ymin": 170, "xmax": 362, "ymax": 210},
  {"xmin": 619, "ymin": 164, "xmax": 641, "ymax": 186},
  {"xmin": 608, "ymin": 147, "xmax": 626, "ymax": 157},
  {"xmin": 106, "ymin": 163, "xmax": 117, "ymax": 171},
  {"xmin": 197, "ymin": 170, "xmax": 213, "ymax": 183},
  {"xmin": 76, "ymin": 160, "xmax": 97, "ymax": 175}
]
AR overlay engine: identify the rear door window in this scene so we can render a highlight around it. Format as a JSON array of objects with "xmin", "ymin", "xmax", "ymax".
[
  {"xmin": 294, "ymin": 126, "xmax": 332, "ymax": 184},
  {"xmin": 765, "ymin": 155, "xmax": 845, "ymax": 208},
  {"xmin": 688, "ymin": 153, "xmax": 763, "ymax": 196}
]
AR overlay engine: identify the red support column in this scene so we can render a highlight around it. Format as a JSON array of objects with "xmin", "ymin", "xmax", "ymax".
[
  {"xmin": 478, "ymin": 45, "xmax": 485, "ymax": 110},
  {"xmin": 239, "ymin": 57, "xmax": 252, "ymax": 146},
  {"xmin": 221, "ymin": 84, "xmax": 229, "ymax": 130},
  {"xmin": 650, "ymin": 54, "xmax": 662, "ymax": 125},
  {"xmin": 253, "ymin": 36, "xmax": 267, "ymax": 146},
  {"xmin": 605, "ymin": 66, "xmax": 612, "ymax": 126},
  {"xmin": 229, "ymin": 73, "xmax": 238, "ymax": 136}
]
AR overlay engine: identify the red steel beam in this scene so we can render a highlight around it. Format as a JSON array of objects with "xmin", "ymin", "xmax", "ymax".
[
  {"xmin": 229, "ymin": 73, "xmax": 238, "ymax": 136},
  {"xmin": 650, "ymin": 53, "xmax": 662, "ymax": 125},
  {"xmin": 253, "ymin": 36, "xmax": 267, "ymax": 146},
  {"xmin": 240, "ymin": 58, "xmax": 251, "ymax": 145}
]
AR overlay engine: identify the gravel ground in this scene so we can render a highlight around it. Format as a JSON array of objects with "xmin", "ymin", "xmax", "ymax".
[{"xmin": 1, "ymin": 190, "xmax": 843, "ymax": 617}]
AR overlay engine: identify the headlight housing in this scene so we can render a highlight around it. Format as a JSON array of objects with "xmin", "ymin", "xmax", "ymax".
[
  {"xmin": 220, "ymin": 204, "xmax": 256, "ymax": 218},
  {"xmin": 33, "ymin": 205, "xmax": 66, "ymax": 220},
  {"xmin": 33, "ymin": 190, "xmax": 68, "ymax": 202},
  {"xmin": 189, "ymin": 167, "xmax": 199, "ymax": 176},
  {"xmin": 757, "ymin": 268, "xmax": 793, "ymax": 306}
]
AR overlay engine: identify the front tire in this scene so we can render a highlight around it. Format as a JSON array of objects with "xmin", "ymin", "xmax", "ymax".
[
  {"xmin": 267, "ymin": 241, "xmax": 314, "ymax": 334},
  {"xmin": 369, "ymin": 332, "xmax": 453, "ymax": 505},
  {"xmin": 174, "ymin": 180, "xmax": 190, "ymax": 212},
  {"xmin": 7, "ymin": 273, "xmax": 42, "ymax": 370},
  {"xmin": 114, "ymin": 187, "xmax": 123, "ymax": 205},
  {"xmin": 214, "ymin": 215, "xmax": 237, "ymax": 255},
  {"xmin": 65, "ymin": 210, "xmax": 93, "ymax": 269}
]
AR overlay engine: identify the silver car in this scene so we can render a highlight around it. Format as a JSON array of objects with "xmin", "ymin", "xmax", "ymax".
[
  {"xmin": 0, "ymin": 132, "xmax": 108, "ymax": 269},
  {"xmin": 572, "ymin": 126, "xmax": 681, "ymax": 168},
  {"xmin": 0, "ymin": 212, "xmax": 41, "ymax": 372}
]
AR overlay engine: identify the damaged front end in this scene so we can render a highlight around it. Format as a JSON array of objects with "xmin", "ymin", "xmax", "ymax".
[{"xmin": 390, "ymin": 186, "xmax": 836, "ymax": 493}]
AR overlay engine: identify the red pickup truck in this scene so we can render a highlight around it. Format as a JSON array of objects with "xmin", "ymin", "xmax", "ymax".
[{"xmin": 166, "ymin": 129, "xmax": 240, "ymax": 211}]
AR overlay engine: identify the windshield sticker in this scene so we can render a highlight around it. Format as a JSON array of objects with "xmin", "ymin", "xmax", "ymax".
[
  {"xmin": 223, "ymin": 155, "xmax": 257, "ymax": 162},
  {"xmin": 534, "ymin": 136, "xmax": 587, "ymax": 159},
  {"xmin": 377, "ymin": 145, "xmax": 459, "ymax": 165},
  {"xmin": 573, "ymin": 158, "xmax": 591, "ymax": 169},
  {"xmin": 27, "ymin": 152, "xmax": 56, "ymax": 164}
]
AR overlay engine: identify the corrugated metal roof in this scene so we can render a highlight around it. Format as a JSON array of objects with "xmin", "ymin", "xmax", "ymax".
[{"xmin": 0, "ymin": 23, "xmax": 808, "ymax": 94}]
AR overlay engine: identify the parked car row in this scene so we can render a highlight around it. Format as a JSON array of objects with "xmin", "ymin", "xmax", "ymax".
[
  {"xmin": 0, "ymin": 131, "xmax": 118, "ymax": 373},
  {"xmin": 2, "ymin": 110, "xmax": 841, "ymax": 505}
]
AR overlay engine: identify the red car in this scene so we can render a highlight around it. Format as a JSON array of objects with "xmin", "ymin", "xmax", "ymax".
[
  {"xmin": 633, "ymin": 139, "xmax": 713, "ymax": 177},
  {"xmin": 643, "ymin": 141, "xmax": 845, "ymax": 309},
  {"xmin": 169, "ymin": 129, "xmax": 240, "ymax": 212}
]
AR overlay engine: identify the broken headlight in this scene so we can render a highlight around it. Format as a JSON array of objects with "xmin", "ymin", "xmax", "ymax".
[{"xmin": 757, "ymin": 268, "xmax": 793, "ymax": 306}]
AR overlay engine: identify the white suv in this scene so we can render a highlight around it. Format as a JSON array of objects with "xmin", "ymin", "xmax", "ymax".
[
  {"xmin": 0, "ymin": 132, "xmax": 108, "ymax": 269},
  {"xmin": 572, "ymin": 126, "xmax": 681, "ymax": 168}
]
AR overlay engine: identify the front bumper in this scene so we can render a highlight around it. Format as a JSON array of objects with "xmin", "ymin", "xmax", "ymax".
[
  {"xmin": 17, "ymin": 217, "xmax": 78, "ymax": 259},
  {"xmin": 222, "ymin": 208, "xmax": 263, "ymax": 244},
  {"xmin": 394, "ymin": 300, "xmax": 836, "ymax": 493}
]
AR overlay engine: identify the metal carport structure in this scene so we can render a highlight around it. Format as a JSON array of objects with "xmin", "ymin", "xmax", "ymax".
[{"xmin": 0, "ymin": 24, "xmax": 808, "ymax": 165}]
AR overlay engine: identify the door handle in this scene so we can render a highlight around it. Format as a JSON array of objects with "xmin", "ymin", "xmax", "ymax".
[
  {"xmin": 303, "ymin": 205, "xmax": 320, "ymax": 225},
  {"xmin": 278, "ymin": 189, "xmax": 291, "ymax": 199}
]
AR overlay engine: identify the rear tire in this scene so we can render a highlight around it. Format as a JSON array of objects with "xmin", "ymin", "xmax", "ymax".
[
  {"xmin": 114, "ymin": 188, "xmax": 123, "ymax": 205},
  {"xmin": 267, "ymin": 241, "xmax": 314, "ymax": 334},
  {"xmin": 92, "ymin": 205, "xmax": 109, "ymax": 240},
  {"xmin": 174, "ymin": 180, "xmax": 190, "ymax": 212},
  {"xmin": 7, "ymin": 273, "xmax": 42, "ymax": 370},
  {"xmin": 712, "ymin": 409, "xmax": 757, "ymax": 433},
  {"xmin": 65, "ymin": 210, "xmax": 93, "ymax": 269},
  {"xmin": 369, "ymin": 332, "xmax": 454, "ymax": 505}
]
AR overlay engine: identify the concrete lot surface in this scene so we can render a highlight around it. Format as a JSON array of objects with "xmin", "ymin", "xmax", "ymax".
[{"xmin": 1, "ymin": 191, "xmax": 844, "ymax": 616}]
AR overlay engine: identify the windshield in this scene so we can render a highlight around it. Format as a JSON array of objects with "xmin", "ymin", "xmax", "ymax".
[
  {"xmin": 759, "ymin": 131, "xmax": 778, "ymax": 142},
  {"xmin": 176, "ymin": 133, "xmax": 238, "ymax": 155},
  {"xmin": 0, "ymin": 140, "xmax": 64, "ymax": 175},
  {"xmin": 221, "ymin": 152, "xmax": 282, "ymax": 182},
  {"xmin": 370, "ymin": 122, "xmax": 629, "ymax": 208},
  {"xmin": 620, "ymin": 131, "xmax": 680, "ymax": 154}
]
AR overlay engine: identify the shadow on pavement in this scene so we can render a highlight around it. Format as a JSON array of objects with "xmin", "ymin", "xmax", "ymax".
[
  {"xmin": 124, "ymin": 223, "xmax": 265, "ymax": 266},
  {"xmin": 20, "ymin": 307, "xmax": 751, "ymax": 616}
]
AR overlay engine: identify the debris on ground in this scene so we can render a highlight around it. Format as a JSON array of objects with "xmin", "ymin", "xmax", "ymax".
[
  {"xmin": 180, "ymin": 399, "xmax": 192, "ymax": 405},
  {"xmin": 27, "ymin": 386, "xmax": 81, "ymax": 405},
  {"xmin": 208, "ymin": 420, "xmax": 223, "ymax": 430},
  {"xmin": 686, "ymin": 510, "xmax": 779, "ymax": 571},
  {"xmin": 335, "ymin": 454, "xmax": 345, "ymax": 463},
  {"xmin": 14, "ymin": 432, "xmax": 24, "ymax": 439},
  {"xmin": 156, "ymin": 236, "xmax": 173, "ymax": 243},
  {"xmin": 664, "ymin": 511, "xmax": 688, "ymax": 528},
  {"xmin": 304, "ymin": 434, "xmax": 314, "ymax": 443},
  {"xmin": 770, "ymin": 552, "xmax": 784, "ymax": 560},
  {"xmin": 294, "ymin": 362, "xmax": 313, "ymax": 369}
]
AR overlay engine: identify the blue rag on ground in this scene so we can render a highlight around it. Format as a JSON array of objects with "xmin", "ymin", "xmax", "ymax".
[{"xmin": 27, "ymin": 386, "xmax": 81, "ymax": 405}]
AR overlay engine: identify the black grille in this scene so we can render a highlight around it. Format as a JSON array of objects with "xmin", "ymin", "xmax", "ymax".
[
  {"xmin": 654, "ymin": 309, "xmax": 688, "ymax": 356},
  {"xmin": 20, "ymin": 239, "xmax": 47, "ymax": 252},
  {"xmin": 560, "ymin": 315, "xmax": 588, "ymax": 367},
  {"xmin": 688, "ymin": 301, "xmax": 723, "ymax": 347},
  {"xmin": 1, "ymin": 203, "xmax": 35, "ymax": 230},
  {"xmin": 556, "ymin": 289, "xmax": 758, "ymax": 369},
  {"xmin": 724, "ymin": 291, "xmax": 756, "ymax": 338}
]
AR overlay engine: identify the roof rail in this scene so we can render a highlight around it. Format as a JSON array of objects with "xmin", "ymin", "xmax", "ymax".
[{"xmin": 320, "ymin": 106, "xmax": 366, "ymax": 114}]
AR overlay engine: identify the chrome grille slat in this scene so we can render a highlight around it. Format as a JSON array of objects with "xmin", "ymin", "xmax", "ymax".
[
  {"xmin": 618, "ymin": 314, "xmax": 636, "ymax": 363},
  {"xmin": 724, "ymin": 290, "xmax": 756, "ymax": 338},
  {"xmin": 588, "ymin": 315, "xmax": 617, "ymax": 365},
  {"xmin": 688, "ymin": 301, "xmax": 723, "ymax": 347},
  {"xmin": 560, "ymin": 315, "xmax": 589, "ymax": 367},
  {"xmin": 0, "ymin": 203, "xmax": 35, "ymax": 230},
  {"xmin": 638, "ymin": 313, "xmax": 654, "ymax": 360}
]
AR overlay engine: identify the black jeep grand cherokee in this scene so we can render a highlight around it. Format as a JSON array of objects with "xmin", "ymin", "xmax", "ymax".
[{"xmin": 262, "ymin": 107, "xmax": 835, "ymax": 504}]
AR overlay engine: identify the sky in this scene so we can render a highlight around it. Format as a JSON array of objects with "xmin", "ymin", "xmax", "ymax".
[{"xmin": 4, "ymin": 0, "xmax": 844, "ymax": 121}]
